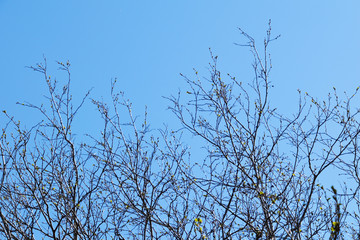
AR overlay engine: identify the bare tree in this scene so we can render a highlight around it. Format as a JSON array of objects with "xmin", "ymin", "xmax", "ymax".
[
  {"xmin": 91, "ymin": 80, "xmax": 194, "ymax": 239},
  {"xmin": 167, "ymin": 21, "xmax": 360, "ymax": 239},
  {"xmin": 1, "ymin": 22, "xmax": 360, "ymax": 239},
  {"xmin": 0, "ymin": 60, "xmax": 108, "ymax": 239}
]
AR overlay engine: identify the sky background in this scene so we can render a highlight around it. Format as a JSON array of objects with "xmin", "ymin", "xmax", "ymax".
[
  {"xmin": 1, "ymin": 2, "xmax": 360, "ymax": 237},
  {"xmin": 0, "ymin": 1, "xmax": 360, "ymax": 160}
]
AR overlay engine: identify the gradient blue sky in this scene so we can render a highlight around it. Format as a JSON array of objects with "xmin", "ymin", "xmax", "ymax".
[{"xmin": 1, "ymin": 1, "xmax": 360, "ymax": 135}]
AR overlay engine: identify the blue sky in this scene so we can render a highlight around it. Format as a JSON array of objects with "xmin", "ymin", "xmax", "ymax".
[
  {"xmin": 1, "ymin": 2, "xmax": 360, "ymax": 238},
  {"xmin": 1, "ymin": 1, "xmax": 360, "ymax": 136}
]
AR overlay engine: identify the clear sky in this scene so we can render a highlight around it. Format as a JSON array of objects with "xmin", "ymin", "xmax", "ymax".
[
  {"xmin": 1, "ymin": 2, "xmax": 360, "ymax": 237},
  {"xmin": 0, "ymin": 1, "xmax": 360, "ymax": 137}
]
